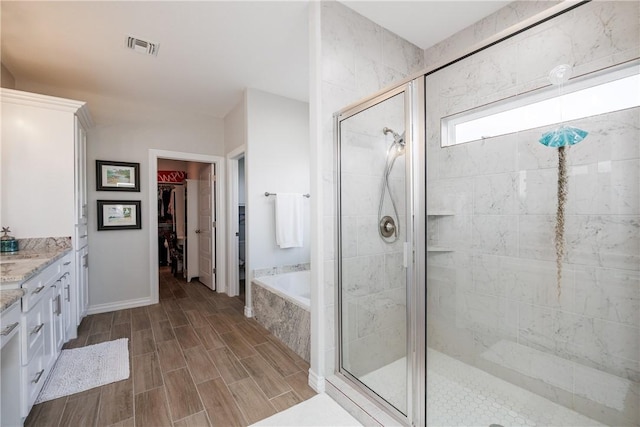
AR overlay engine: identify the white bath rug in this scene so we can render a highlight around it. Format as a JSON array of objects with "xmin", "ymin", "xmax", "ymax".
[
  {"xmin": 35, "ymin": 338, "xmax": 129, "ymax": 404},
  {"xmin": 249, "ymin": 394, "xmax": 363, "ymax": 426}
]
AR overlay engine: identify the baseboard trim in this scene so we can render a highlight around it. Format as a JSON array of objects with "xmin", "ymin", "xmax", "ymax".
[
  {"xmin": 86, "ymin": 297, "xmax": 153, "ymax": 315},
  {"xmin": 308, "ymin": 369, "xmax": 325, "ymax": 393},
  {"xmin": 244, "ymin": 306, "xmax": 253, "ymax": 318}
]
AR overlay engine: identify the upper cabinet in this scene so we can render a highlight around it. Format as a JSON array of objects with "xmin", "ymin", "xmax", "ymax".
[{"xmin": 0, "ymin": 89, "xmax": 92, "ymax": 237}]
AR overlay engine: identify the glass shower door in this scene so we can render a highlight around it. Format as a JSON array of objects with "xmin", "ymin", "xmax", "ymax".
[{"xmin": 337, "ymin": 87, "xmax": 410, "ymax": 417}]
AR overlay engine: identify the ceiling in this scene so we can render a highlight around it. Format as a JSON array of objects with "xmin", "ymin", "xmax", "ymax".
[
  {"xmin": 340, "ymin": 1, "xmax": 508, "ymax": 50},
  {"xmin": 1, "ymin": 1, "xmax": 509, "ymax": 125}
]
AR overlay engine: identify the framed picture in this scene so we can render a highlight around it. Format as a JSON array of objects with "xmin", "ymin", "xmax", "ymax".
[
  {"xmin": 97, "ymin": 200, "xmax": 141, "ymax": 230},
  {"xmin": 96, "ymin": 160, "xmax": 140, "ymax": 192}
]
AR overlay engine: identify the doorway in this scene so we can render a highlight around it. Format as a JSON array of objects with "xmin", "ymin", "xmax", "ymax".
[
  {"xmin": 156, "ymin": 159, "xmax": 213, "ymax": 288},
  {"xmin": 237, "ymin": 157, "xmax": 246, "ymax": 300},
  {"xmin": 148, "ymin": 149, "xmax": 226, "ymax": 304},
  {"xmin": 226, "ymin": 146, "xmax": 246, "ymax": 301}
]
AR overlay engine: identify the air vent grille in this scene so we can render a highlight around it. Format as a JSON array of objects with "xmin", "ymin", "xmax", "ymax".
[{"xmin": 126, "ymin": 36, "xmax": 159, "ymax": 56}]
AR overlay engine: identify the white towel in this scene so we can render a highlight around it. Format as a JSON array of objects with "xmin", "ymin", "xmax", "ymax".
[{"xmin": 275, "ymin": 193, "xmax": 303, "ymax": 248}]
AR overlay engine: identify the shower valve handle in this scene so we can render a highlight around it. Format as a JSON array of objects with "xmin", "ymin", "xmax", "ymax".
[{"xmin": 379, "ymin": 216, "xmax": 396, "ymax": 238}]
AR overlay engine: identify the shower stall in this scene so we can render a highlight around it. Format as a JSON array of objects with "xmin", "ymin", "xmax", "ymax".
[{"xmin": 334, "ymin": 2, "xmax": 639, "ymax": 426}]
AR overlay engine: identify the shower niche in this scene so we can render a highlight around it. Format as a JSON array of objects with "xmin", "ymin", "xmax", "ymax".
[{"xmin": 426, "ymin": 212, "xmax": 455, "ymax": 253}]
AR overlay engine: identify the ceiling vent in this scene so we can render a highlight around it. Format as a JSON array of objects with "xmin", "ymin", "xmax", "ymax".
[{"xmin": 126, "ymin": 36, "xmax": 159, "ymax": 56}]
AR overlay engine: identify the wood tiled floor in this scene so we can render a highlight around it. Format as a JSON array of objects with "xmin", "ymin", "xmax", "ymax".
[{"xmin": 25, "ymin": 268, "xmax": 316, "ymax": 427}]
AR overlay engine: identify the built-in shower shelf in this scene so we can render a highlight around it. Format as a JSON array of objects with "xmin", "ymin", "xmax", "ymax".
[
  {"xmin": 427, "ymin": 246, "xmax": 454, "ymax": 252},
  {"xmin": 427, "ymin": 211, "xmax": 455, "ymax": 216}
]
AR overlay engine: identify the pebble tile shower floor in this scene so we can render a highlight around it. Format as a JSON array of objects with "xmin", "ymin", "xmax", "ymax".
[
  {"xmin": 427, "ymin": 349, "xmax": 603, "ymax": 426},
  {"xmin": 360, "ymin": 350, "xmax": 604, "ymax": 426}
]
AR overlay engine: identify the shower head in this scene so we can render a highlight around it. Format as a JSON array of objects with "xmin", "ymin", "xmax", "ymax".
[{"xmin": 383, "ymin": 127, "xmax": 405, "ymax": 146}]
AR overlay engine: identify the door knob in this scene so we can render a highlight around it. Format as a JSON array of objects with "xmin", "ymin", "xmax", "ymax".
[{"xmin": 195, "ymin": 229, "xmax": 201, "ymax": 234}]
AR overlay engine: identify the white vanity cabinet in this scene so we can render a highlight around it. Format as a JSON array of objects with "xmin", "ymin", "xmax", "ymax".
[
  {"xmin": 18, "ymin": 256, "xmax": 71, "ymax": 418},
  {"xmin": 1, "ymin": 89, "xmax": 92, "ymax": 334},
  {"xmin": 1, "ymin": 301, "xmax": 22, "ymax": 427}
]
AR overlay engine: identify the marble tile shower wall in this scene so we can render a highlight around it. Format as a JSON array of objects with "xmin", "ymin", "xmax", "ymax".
[
  {"xmin": 425, "ymin": 2, "xmax": 639, "ymax": 425},
  {"xmin": 320, "ymin": 1, "xmax": 424, "ymax": 375},
  {"xmin": 340, "ymin": 94, "xmax": 407, "ymax": 376}
]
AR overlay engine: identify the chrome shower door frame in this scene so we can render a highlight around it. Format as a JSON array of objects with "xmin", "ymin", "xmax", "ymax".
[{"xmin": 334, "ymin": 78, "xmax": 426, "ymax": 426}]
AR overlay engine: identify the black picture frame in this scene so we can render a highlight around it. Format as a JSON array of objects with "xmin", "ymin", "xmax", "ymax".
[
  {"xmin": 96, "ymin": 160, "xmax": 140, "ymax": 192},
  {"xmin": 97, "ymin": 200, "xmax": 142, "ymax": 230}
]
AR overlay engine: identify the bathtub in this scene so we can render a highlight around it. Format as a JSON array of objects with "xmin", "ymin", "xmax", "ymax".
[
  {"xmin": 253, "ymin": 270, "xmax": 311, "ymax": 310},
  {"xmin": 252, "ymin": 270, "xmax": 311, "ymax": 361}
]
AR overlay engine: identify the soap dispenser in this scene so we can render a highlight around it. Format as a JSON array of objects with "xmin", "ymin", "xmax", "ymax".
[{"xmin": 1, "ymin": 227, "xmax": 19, "ymax": 253}]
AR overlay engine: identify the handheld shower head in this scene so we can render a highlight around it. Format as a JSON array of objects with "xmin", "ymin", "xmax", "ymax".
[{"xmin": 383, "ymin": 127, "xmax": 405, "ymax": 146}]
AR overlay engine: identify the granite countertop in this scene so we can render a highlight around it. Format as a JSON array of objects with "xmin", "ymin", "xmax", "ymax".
[
  {"xmin": 0, "ymin": 288, "xmax": 25, "ymax": 313},
  {"xmin": 0, "ymin": 247, "xmax": 71, "ymax": 285}
]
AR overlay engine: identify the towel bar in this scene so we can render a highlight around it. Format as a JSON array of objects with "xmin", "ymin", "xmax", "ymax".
[{"xmin": 264, "ymin": 192, "xmax": 310, "ymax": 198}]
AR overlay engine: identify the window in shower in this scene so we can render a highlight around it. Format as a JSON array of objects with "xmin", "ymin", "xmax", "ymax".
[{"xmin": 442, "ymin": 63, "xmax": 640, "ymax": 146}]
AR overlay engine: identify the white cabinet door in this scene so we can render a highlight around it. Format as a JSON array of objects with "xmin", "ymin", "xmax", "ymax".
[
  {"xmin": 76, "ymin": 247, "xmax": 89, "ymax": 323},
  {"xmin": 75, "ymin": 116, "xmax": 88, "ymax": 225},
  {"xmin": 62, "ymin": 271, "xmax": 74, "ymax": 340},
  {"xmin": 186, "ymin": 179, "xmax": 199, "ymax": 282},
  {"xmin": 198, "ymin": 165, "xmax": 215, "ymax": 290},
  {"xmin": 0, "ymin": 303, "xmax": 22, "ymax": 427},
  {"xmin": 52, "ymin": 281, "xmax": 64, "ymax": 354},
  {"xmin": 42, "ymin": 285, "xmax": 57, "ymax": 371}
]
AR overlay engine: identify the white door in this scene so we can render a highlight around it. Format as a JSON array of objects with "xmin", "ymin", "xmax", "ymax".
[
  {"xmin": 197, "ymin": 164, "xmax": 215, "ymax": 290},
  {"xmin": 186, "ymin": 179, "xmax": 199, "ymax": 282}
]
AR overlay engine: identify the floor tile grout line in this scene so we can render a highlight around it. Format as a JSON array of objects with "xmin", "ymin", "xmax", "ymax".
[
  {"xmin": 152, "ymin": 302, "xmax": 178, "ymax": 425},
  {"xmin": 249, "ymin": 374, "xmax": 280, "ymax": 413},
  {"xmin": 128, "ymin": 320, "xmax": 137, "ymax": 427},
  {"xmin": 30, "ymin": 268, "xmax": 315, "ymax": 427},
  {"xmin": 268, "ymin": 388, "xmax": 296, "ymax": 401}
]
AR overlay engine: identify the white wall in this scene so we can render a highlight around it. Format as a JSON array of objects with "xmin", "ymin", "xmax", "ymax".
[
  {"xmin": 10, "ymin": 77, "xmax": 225, "ymax": 309},
  {"xmin": 86, "ymin": 116, "xmax": 224, "ymax": 308},
  {"xmin": 245, "ymin": 88, "xmax": 310, "ymax": 273},
  {"xmin": 224, "ymin": 100, "xmax": 246, "ymax": 155}
]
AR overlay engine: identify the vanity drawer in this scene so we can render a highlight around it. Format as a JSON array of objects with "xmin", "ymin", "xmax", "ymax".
[
  {"xmin": 61, "ymin": 254, "xmax": 72, "ymax": 274},
  {"xmin": 22, "ymin": 342, "xmax": 46, "ymax": 417},
  {"xmin": 21, "ymin": 299, "xmax": 46, "ymax": 365},
  {"xmin": 21, "ymin": 260, "xmax": 61, "ymax": 312},
  {"xmin": 0, "ymin": 302, "xmax": 21, "ymax": 350}
]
